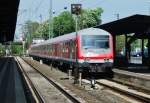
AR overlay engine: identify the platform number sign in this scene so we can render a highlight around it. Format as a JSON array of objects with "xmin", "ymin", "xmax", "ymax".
[{"xmin": 71, "ymin": 4, "xmax": 82, "ymax": 15}]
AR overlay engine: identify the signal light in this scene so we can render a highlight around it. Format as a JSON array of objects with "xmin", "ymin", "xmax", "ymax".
[{"xmin": 71, "ymin": 4, "xmax": 82, "ymax": 15}]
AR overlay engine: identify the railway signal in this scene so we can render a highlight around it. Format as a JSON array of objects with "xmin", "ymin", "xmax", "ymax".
[
  {"xmin": 71, "ymin": 4, "xmax": 82, "ymax": 84},
  {"xmin": 71, "ymin": 4, "xmax": 82, "ymax": 15}
]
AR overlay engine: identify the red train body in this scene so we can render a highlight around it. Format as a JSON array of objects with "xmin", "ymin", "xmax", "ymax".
[{"xmin": 29, "ymin": 28, "xmax": 114, "ymax": 73}]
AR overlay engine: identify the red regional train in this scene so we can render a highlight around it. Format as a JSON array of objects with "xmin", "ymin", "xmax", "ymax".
[{"xmin": 29, "ymin": 28, "xmax": 114, "ymax": 74}]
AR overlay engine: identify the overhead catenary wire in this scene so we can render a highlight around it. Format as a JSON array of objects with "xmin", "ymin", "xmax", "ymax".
[{"xmin": 34, "ymin": 0, "xmax": 43, "ymax": 13}]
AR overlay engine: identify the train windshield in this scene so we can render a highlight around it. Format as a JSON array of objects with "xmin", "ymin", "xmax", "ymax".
[{"xmin": 82, "ymin": 35, "xmax": 109, "ymax": 49}]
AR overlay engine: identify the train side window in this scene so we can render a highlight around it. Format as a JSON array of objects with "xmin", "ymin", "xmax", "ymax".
[{"xmin": 63, "ymin": 43, "xmax": 65, "ymax": 53}]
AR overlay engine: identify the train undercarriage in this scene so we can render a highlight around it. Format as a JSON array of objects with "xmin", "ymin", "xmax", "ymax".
[{"xmin": 31, "ymin": 55, "xmax": 113, "ymax": 78}]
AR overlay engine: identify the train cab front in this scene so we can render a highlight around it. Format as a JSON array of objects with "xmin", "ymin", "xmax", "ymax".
[
  {"xmin": 78, "ymin": 57, "xmax": 113, "ymax": 77},
  {"xmin": 78, "ymin": 29, "xmax": 114, "ymax": 77}
]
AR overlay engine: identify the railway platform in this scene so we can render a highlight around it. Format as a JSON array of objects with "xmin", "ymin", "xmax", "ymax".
[
  {"xmin": 0, "ymin": 57, "xmax": 27, "ymax": 103},
  {"xmin": 112, "ymin": 68, "xmax": 150, "ymax": 92}
]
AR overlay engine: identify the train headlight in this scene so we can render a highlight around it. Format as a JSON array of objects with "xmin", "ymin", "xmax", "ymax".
[
  {"xmin": 104, "ymin": 58, "xmax": 109, "ymax": 62},
  {"xmin": 84, "ymin": 57, "xmax": 90, "ymax": 62}
]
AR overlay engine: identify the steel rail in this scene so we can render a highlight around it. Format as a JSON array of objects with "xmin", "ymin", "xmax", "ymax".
[
  {"xmin": 96, "ymin": 79, "xmax": 150, "ymax": 103},
  {"xmin": 15, "ymin": 57, "xmax": 45, "ymax": 103},
  {"xmin": 109, "ymin": 78, "xmax": 150, "ymax": 95},
  {"xmin": 22, "ymin": 57, "xmax": 85, "ymax": 103}
]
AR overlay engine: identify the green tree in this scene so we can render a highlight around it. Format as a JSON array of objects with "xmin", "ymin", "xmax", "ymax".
[
  {"xmin": 11, "ymin": 45, "xmax": 23, "ymax": 55},
  {"xmin": 34, "ymin": 20, "xmax": 50, "ymax": 39},
  {"xmin": 53, "ymin": 11, "xmax": 75, "ymax": 37},
  {"xmin": 78, "ymin": 7, "xmax": 103, "ymax": 29},
  {"xmin": 21, "ymin": 20, "xmax": 39, "ymax": 38},
  {"xmin": 116, "ymin": 35, "xmax": 125, "ymax": 53},
  {"xmin": 21, "ymin": 20, "xmax": 39, "ymax": 48},
  {"xmin": 34, "ymin": 7, "xmax": 103, "ymax": 38},
  {"xmin": 35, "ymin": 11, "xmax": 75, "ymax": 38}
]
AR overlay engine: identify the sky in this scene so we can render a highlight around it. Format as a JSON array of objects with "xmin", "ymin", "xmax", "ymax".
[{"xmin": 15, "ymin": 0, "xmax": 150, "ymax": 38}]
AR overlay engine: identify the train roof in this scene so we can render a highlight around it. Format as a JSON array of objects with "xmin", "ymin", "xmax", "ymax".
[{"xmin": 31, "ymin": 28, "xmax": 110, "ymax": 47}]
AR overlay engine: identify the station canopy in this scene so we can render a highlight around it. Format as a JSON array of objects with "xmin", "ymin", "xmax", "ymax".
[
  {"xmin": 95, "ymin": 14, "xmax": 150, "ymax": 35},
  {"xmin": 0, "ymin": 0, "xmax": 20, "ymax": 43}
]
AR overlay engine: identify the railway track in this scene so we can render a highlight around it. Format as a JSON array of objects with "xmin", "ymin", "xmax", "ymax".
[
  {"xmin": 96, "ymin": 79, "xmax": 150, "ymax": 103},
  {"xmin": 113, "ymin": 68, "xmax": 150, "ymax": 93},
  {"xmin": 16, "ymin": 57, "xmax": 85, "ymax": 103},
  {"xmin": 22, "ymin": 57, "xmax": 150, "ymax": 103},
  {"xmin": 15, "ymin": 57, "xmax": 45, "ymax": 103}
]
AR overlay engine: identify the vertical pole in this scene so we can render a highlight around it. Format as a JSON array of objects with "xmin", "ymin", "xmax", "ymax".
[
  {"xmin": 75, "ymin": 15, "xmax": 78, "ymax": 66},
  {"xmin": 141, "ymin": 39, "xmax": 144, "ymax": 64},
  {"xmin": 56, "ymin": 64, "xmax": 58, "ymax": 70},
  {"xmin": 91, "ymin": 77, "xmax": 95, "ymax": 88},
  {"xmin": 40, "ymin": 60, "xmax": 43, "ymax": 64},
  {"xmin": 128, "ymin": 37, "xmax": 131, "ymax": 61},
  {"xmin": 9, "ymin": 44, "xmax": 11, "ymax": 56},
  {"xmin": 117, "ymin": 13, "xmax": 119, "ymax": 20},
  {"xmin": 68, "ymin": 70, "xmax": 72, "ymax": 80},
  {"xmin": 149, "ymin": 5, "xmax": 150, "ymax": 15},
  {"xmin": 74, "ymin": 15, "xmax": 79, "ymax": 84},
  {"xmin": 50, "ymin": 62, "xmax": 53, "ymax": 70},
  {"xmin": 27, "ymin": 22, "xmax": 32, "ymax": 46},
  {"xmin": 75, "ymin": 15, "xmax": 78, "ymax": 36},
  {"xmin": 79, "ymin": 72, "xmax": 82, "ymax": 86},
  {"xmin": 5, "ymin": 45, "xmax": 7, "ymax": 56},
  {"xmin": 113, "ymin": 35, "xmax": 116, "ymax": 66},
  {"xmin": 49, "ymin": 0, "xmax": 53, "ymax": 39},
  {"xmin": 30, "ymin": 29, "xmax": 31, "ymax": 45},
  {"xmin": 22, "ymin": 41, "xmax": 25, "ymax": 56},
  {"xmin": 148, "ymin": 38, "xmax": 150, "ymax": 68},
  {"xmin": 39, "ymin": 14, "xmax": 42, "ymax": 23},
  {"xmin": 39, "ymin": 14, "xmax": 43, "ymax": 39},
  {"xmin": 125, "ymin": 34, "xmax": 128, "ymax": 64},
  {"xmin": 114, "ymin": 13, "xmax": 119, "ymax": 20}
]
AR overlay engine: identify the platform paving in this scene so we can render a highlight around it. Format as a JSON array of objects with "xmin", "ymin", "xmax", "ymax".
[{"xmin": 0, "ymin": 57, "xmax": 26, "ymax": 103}]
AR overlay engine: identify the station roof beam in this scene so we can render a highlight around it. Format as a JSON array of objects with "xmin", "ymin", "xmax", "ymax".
[
  {"xmin": 95, "ymin": 14, "xmax": 150, "ymax": 35},
  {"xmin": 95, "ymin": 14, "xmax": 150, "ymax": 67},
  {"xmin": 0, "ymin": 0, "xmax": 20, "ymax": 43}
]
